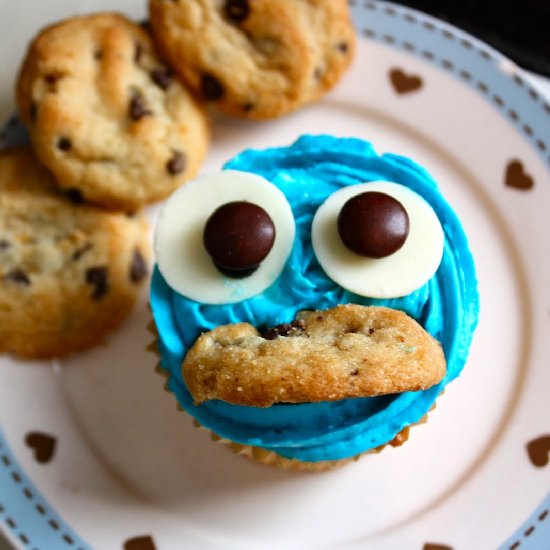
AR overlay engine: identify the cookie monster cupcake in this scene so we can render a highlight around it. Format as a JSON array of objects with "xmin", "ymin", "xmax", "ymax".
[{"xmin": 149, "ymin": 135, "xmax": 479, "ymax": 471}]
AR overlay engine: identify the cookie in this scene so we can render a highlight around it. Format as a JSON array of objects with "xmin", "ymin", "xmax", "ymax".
[
  {"xmin": 183, "ymin": 304, "xmax": 446, "ymax": 407},
  {"xmin": 0, "ymin": 147, "xmax": 151, "ymax": 358},
  {"xmin": 16, "ymin": 13, "xmax": 210, "ymax": 211},
  {"xmin": 148, "ymin": 0, "xmax": 356, "ymax": 119}
]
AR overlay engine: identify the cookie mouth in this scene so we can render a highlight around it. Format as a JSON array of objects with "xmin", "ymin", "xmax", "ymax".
[{"xmin": 182, "ymin": 304, "xmax": 446, "ymax": 408}]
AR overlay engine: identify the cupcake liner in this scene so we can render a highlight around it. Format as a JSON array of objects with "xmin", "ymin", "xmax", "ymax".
[{"xmin": 146, "ymin": 316, "xmax": 431, "ymax": 472}]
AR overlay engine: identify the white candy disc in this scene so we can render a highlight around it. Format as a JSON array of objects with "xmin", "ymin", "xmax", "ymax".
[
  {"xmin": 311, "ymin": 181, "xmax": 444, "ymax": 298},
  {"xmin": 155, "ymin": 170, "xmax": 295, "ymax": 304}
]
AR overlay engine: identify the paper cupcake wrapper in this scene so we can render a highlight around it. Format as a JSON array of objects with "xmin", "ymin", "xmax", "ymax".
[{"xmin": 146, "ymin": 317, "xmax": 431, "ymax": 472}]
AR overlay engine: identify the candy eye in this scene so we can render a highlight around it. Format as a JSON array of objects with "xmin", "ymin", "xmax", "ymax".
[
  {"xmin": 311, "ymin": 181, "xmax": 444, "ymax": 298},
  {"xmin": 154, "ymin": 170, "xmax": 295, "ymax": 305}
]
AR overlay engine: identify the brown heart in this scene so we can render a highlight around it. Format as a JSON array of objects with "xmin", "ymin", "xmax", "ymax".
[
  {"xmin": 24, "ymin": 432, "xmax": 56, "ymax": 464},
  {"xmin": 389, "ymin": 68, "xmax": 423, "ymax": 94},
  {"xmin": 124, "ymin": 535, "xmax": 156, "ymax": 550},
  {"xmin": 505, "ymin": 160, "xmax": 534, "ymax": 190},
  {"xmin": 526, "ymin": 435, "xmax": 550, "ymax": 467}
]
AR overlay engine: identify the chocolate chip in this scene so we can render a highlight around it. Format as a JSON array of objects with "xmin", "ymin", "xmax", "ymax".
[
  {"xmin": 0, "ymin": 240, "xmax": 10, "ymax": 250},
  {"xmin": 139, "ymin": 20, "xmax": 151, "ymax": 32},
  {"xmin": 85, "ymin": 266, "xmax": 109, "ymax": 300},
  {"xmin": 134, "ymin": 42, "xmax": 144, "ymax": 63},
  {"xmin": 57, "ymin": 137, "xmax": 72, "ymax": 151},
  {"xmin": 203, "ymin": 201, "xmax": 276, "ymax": 277},
  {"xmin": 64, "ymin": 188, "xmax": 85, "ymax": 204},
  {"xmin": 337, "ymin": 191, "xmax": 410, "ymax": 258},
  {"xmin": 350, "ymin": 369, "xmax": 360, "ymax": 376},
  {"xmin": 166, "ymin": 150, "xmax": 186, "ymax": 175},
  {"xmin": 337, "ymin": 42, "xmax": 349, "ymax": 53},
  {"xmin": 242, "ymin": 102, "xmax": 255, "ymax": 113},
  {"xmin": 200, "ymin": 73, "xmax": 224, "ymax": 101},
  {"xmin": 30, "ymin": 102, "xmax": 37, "ymax": 122},
  {"xmin": 44, "ymin": 74, "xmax": 59, "ymax": 86},
  {"xmin": 43, "ymin": 72, "xmax": 65, "ymax": 89},
  {"xmin": 71, "ymin": 242, "xmax": 93, "ymax": 261},
  {"xmin": 224, "ymin": 0, "xmax": 251, "ymax": 22},
  {"xmin": 6, "ymin": 269, "xmax": 31, "ymax": 286},
  {"xmin": 368, "ymin": 327, "xmax": 375, "ymax": 334},
  {"xmin": 151, "ymin": 67, "xmax": 173, "ymax": 90},
  {"xmin": 261, "ymin": 320, "xmax": 306, "ymax": 340},
  {"xmin": 129, "ymin": 249, "xmax": 148, "ymax": 283},
  {"xmin": 129, "ymin": 93, "xmax": 153, "ymax": 121},
  {"xmin": 94, "ymin": 50, "xmax": 103, "ymax": 60}
]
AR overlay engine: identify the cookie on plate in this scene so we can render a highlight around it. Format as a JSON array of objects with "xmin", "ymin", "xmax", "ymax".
[
  {"xmin": 0, "ymin": 147, "xmax": 151, "ymax": 359},
  {"xmin": 16, "ymin": 13, "xmax": 210, "ymax": 211},
  {"xmin": 148, "ymin": 0, "xmax": 356, "ymax": 119}
]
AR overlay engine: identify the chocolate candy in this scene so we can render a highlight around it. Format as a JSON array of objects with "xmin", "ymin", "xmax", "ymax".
[
  {"xmin": 129, "ymin": 248, "xmax": 148, "ymax": 283},
  {"xmin": 203, "ymin": 201, "xmax": 275, "ymax": 277},
  {"xmin": 200, "ymin": 73, "xmax": 224, "ymax": 101},
  {"xmin": 57, "ymin": 137, "xmax": 72, "ymax": 151},
  {"xmin": 166, "ymin": 150, "xmax": 186, "ymax": 175},
  {"xmin": 337, "ymin": 191, "xmax": 409, "ymax": 258},
  {"xmin": 129, "ymin": 93, "xmax": 153, "ymax": 121},
  {"xmin": 224, "ymin": 0, "xmax": 251, "ymax": 22},
  {"xmin": 151, "ymin": 67, "xmax": 173, "ymax": 90},
  {"xmin": 85, "ymin": 266, "xmax": 109, "ymax": 300}
]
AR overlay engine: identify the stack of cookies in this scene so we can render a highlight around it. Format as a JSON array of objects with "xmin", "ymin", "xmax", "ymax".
[{"xmin": 1, "ymin": 2, "xmax": 356, "ymax": 359}]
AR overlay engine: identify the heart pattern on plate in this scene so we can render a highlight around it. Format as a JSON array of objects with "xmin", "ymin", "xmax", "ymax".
[
  {"xmin": 389, "ymin": 68, "xmax": 423, "ymax": 94},
  {"xmin": 123, "ymin": 535, "xmax": 157, "ymax": 550},
  {"xmin": 24, "ymin": 431, "xmax": 57, "ymax": 464},
  {"xmin": 505, "ymin": 160, "xmax": 534, "ymax": 190},
  {"xmin": 526, "ymin": 435, "xmax": 550, "ymax": 467}
]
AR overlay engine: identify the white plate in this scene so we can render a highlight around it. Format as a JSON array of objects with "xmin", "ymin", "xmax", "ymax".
[{"xmin": 1, "ymin": 2, "xmax": 550, "ymax": 549}]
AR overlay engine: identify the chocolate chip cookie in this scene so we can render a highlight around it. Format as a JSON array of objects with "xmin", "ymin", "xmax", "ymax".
[
  {"xmin": 16, "ymin": 13, "xmax": 209, "ymax": 211},
  {"xmin": 0, "ymin": 148, "xmax": 151, "ymax": 358},
  {"xmin": 183, "ymin": 304, "xmax": 446, "ymax": 407},
  {"xmin": 148, "ymin": 0, "xmax": 356, "ymax": 119}
]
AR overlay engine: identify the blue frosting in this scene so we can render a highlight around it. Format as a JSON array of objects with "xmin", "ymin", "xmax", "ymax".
[{"xmin": 150, "ymin": 135, "xmax": 479, "ymax": 462}]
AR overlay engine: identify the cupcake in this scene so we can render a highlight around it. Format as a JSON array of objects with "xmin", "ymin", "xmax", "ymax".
[{"xmin": 149, "ymin": 135, "xmax": 479, "ymax": 470}]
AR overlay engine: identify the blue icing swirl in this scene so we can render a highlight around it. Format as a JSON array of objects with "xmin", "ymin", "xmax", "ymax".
[{"xmin": 150, "ymin": 135, "xmax": 479, "ymax": 462}]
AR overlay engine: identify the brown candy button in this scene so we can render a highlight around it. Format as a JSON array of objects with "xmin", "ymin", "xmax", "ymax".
[
  {"xmin": 203, "ymin": 201, "xmax": 275, "ymax": 278},
  {"xmin": 337, "ymin": 191, "xmax": 409, "ymax": 258}
]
